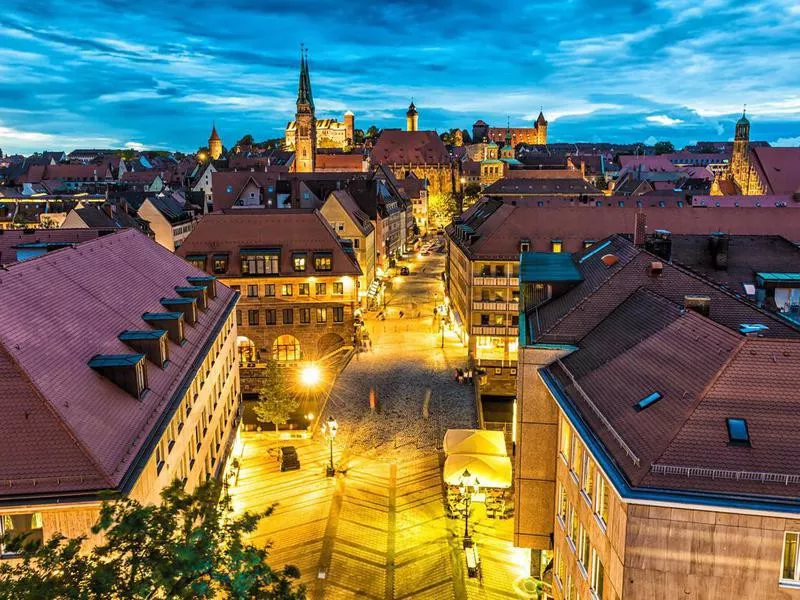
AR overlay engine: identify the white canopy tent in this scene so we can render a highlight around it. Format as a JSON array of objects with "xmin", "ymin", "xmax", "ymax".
[
  {"xmin": 443, "ymin": 454, "xmax": 513, "ymax": 489},
  {"xmin": 443, "ymin": 429, "xmax": 507, "ymax": 457}
]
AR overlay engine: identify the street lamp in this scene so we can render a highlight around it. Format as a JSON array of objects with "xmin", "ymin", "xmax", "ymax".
[
  {"xmin": 459, "ymin": 468, "xmax": 480, "ymax": 548},
  {"xmin": 323, "ymin": 416, "xmax": 338, "ymax": 477},
  {"xmin": 441, "ymin": 318, "xmax": 445, "ymax": 349},
  {"xmin": 300, "ymin": 363, "xmax": 321, "ymax": 387}
]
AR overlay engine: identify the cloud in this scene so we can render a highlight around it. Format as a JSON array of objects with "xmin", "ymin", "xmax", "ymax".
[
  {"xmin": 772, "ymin": 136, "xmax": 800, "ymax": 147},
  {"xmin": 646, "ymin": 115, "xmax": 685, "ymax": 126},
  {"xmin": 123, "ymin": 141, "xmax": 146, "ymax": 151}
]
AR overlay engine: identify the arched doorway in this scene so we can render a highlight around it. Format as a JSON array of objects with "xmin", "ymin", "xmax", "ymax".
[
  {"xmin": 316, "ymin": 332, "xmax": 346, "ymax": 361},
  {"xmin": 272, "ymin": 334, "xmax": 301, "ymax": 362},
  {"xmin": 236, "ymin": 335, "xmax": 257, "ymax": 364}
]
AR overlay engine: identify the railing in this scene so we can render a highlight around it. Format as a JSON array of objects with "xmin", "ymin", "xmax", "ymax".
[
  {"xmin": 472, "ymin": 300, "xmax": 520, "ymax": 312},
  {"xmin": 473, "ymin": 276, "xmax": 520, "ymax": 287},
  {"xmin": 651, "ymin": 463, "xmax": 800, "ymax": 485},
  {"xmin": 556, "ymin": 360, "xmax": 640, "ymax": 467},
  {"xmin": 471, "ymin": 325, "xmax": 520, "ymax": 336}
]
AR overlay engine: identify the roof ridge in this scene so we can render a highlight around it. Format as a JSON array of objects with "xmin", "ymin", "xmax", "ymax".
[{"xmin": 0, "ymin": 342, "xmax": 114, "ymax": 488}]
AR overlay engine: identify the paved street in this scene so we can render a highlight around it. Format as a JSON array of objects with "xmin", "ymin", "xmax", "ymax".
[{"xmin": 230, "ymin": 247, "xmax": 524, "ymax": 599}]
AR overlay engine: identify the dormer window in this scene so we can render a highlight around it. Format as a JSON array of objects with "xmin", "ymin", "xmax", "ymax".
[
  {"xmin": 314, "ymin": 253, "xmax": 332, "ymax": 271},
  {"xmin": 293, "ymin": 253, "xmax": 307, "ymax": 272},
  {"xmin": 241, "ymin": 249, "xmax": 280, "ymax": 275},
  {"xmin": 119, "ymin": 330, "xmax": 169, "ymax": 368},
  {"xmin": 175, "ymin": 286, "xmax": 208, "ymax": 311},
  {"xmin": 212, "ymin": 254, "xmax": 228, "ymax": 274},
  {"xmin": 187, "ymin": 276, "xmax": 217, "ymax": 299},
  {"xmin": 186, "ymin": 254, "xmax": 206, "ymax": 270},
  {"xmin": 519, "ymin": 239, "xmax": 531, "ymax": 253},
  {"xmin": 160, "ymin": 298, "xmax": 197, "ymax": 326},
  {"xmin": 143, "ymin": 311, "xmax": 185, "ymax": 343},
  {"xmin": 89, "ymin": 354, "xmax": 148, "ymax": 399}
]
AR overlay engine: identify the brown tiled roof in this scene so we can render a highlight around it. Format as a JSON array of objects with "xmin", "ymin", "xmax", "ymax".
[
  {"xmin": 0, "ymin": 230, "xmax": 237, "ymax": 498},
  {"xmin": 748, "ymin": 147, "xmax": 800, "ymax": 195},
  {"xmin": 483, "ymin": 178, "xmax": 601, "ymax": 196},
  {"xmin": 0, "ymin": 228, "xmax": 117, "ymax": 266},
  {"xmin": 316, "ymin": 154, "xmax": 365, "ymax": 172},
  {"xmin": 176, "ymin": 211, "xmax": 361, "ymax": 277},
  {"xmin": 533, "ymin": 235, "xmax": 799, "ymax": 343},
  {"xmin": 448, "ymin": 199, "xmax": 800, "ymax": 260},
  {"xmin": 505, "ymin": 168, "xmax": 583, "ymax": 179},
  {"xmin": 211, "ymin": 171, "xmax": 277, "ymax": 211},
  {"xmin": 691, "ymin": 194, "xmax": 797, "ymax": 207},
  {"xmin": 370, "ymin": 130, "xmax": 451, "ymax": 165},
  {"xmin": 120, "ymin": 170, "xmax": 161, "ymax": 184}
]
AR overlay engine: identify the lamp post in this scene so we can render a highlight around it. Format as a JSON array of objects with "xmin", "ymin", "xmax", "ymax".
[
  {"xmin": 323, "ymin": 416, "xmax": 338, "ymax": 477},
  {"xmin": 441, "ymin": 319, "xmax": 445, "ymax": 349},
  {"xmin": 459, "ymin": 468, "xmax": 480, "ymax": 548}
]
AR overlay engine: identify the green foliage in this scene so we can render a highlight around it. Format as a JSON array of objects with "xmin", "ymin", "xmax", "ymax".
[
  {"xmin": 237, "ymin": 134, "xmax": 254, "ymax": 146},
  {"xmin": 366, "ymin": 125, "xmax": 380, "ymax": 138},
  {"xmin": 253, "ymin": 360, "xmax": 300, "ymax": 431},
  {"xmin": 0, "ymin": 480, "xmax": 305, "ymax": 599},
  {"xmin": 428, "ymin": 192, "xmax": 458, "ymax": 227},
  {"xmin": 654, "ymin": 141, "xmax": 675, "ymax": 155},
  {"xmin": 353, "ymin": 129, "xmax": 365, "ymax": 144}
]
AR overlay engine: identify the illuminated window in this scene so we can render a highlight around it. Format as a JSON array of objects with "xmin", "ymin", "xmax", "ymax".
[
  {"xmin": 293, "ymin": 253, "xmax": 307, "ymax": 272},
  {"xmin": 557, "ymin": 484, "xmax": 568, "ymax": 524},
  {"xmin": 595, "ymin": 476, "xmax": 609, "ymax": 525},
  {"xmin": 590, "ymin": 550, "xmax": 604, "ymax": 597},
  {"xmin": 299, "ymin": 283, "xmax": 309, "ymax": 296},
  {"xmin": 559, "ymin": 418, "xmax": 571, "ymax": 461},
  {"xmin": 241, "ymin": 250, "xmax": 279, "ymax": 275},
  {"xmin": 333, "ymin": 306, "xmax": 344, "ymax": 322},
  {"xmin": 551, "ymin": 239, "xmax": 563, "ymax": 253},
  {"xmin": 0, "ymin": 513, "xmax": 44, "ymax": 554},
  {"xmin": 333, "ymin": 282, "xmax": 344, "ymax": 295},
  {"xmin": 299, "ymin": 308, "xmax": 311, "ymax": 323},
  {"xmin": 316, "ymin": 282, "xmax": 327, "ymax": 295},
  {"xmin": 213, "ymin": 254, "xmax": 228, "ymax": 274},
  {"xmin": 316, "ymin": 307, "xmax": 327, "ymax": 324},
  {"xmin": 265, "ymin": 309, "xmax": 276, "ymax": 325},
  {"xmin": 581, "ymin": 451, "xmax": 594, "ymax": 499},
  {"xmin": 568, "ymin": 504, "xmax": 579, "ymax": 544},
  {"xmin": 314, "ymin": 253, "xmax": 332, "ymax": 271},
  {"xmin": 187, "ymin": 254, "xmax": 206, "ymax": 270},
  {"xmin": 264, "ymin": 284, "xmax": 275, "ymax": 297},
  {"xmin": 578, "ymin": 525, "xmax": 590, "ymax": 571},
  {"xmin": 281, "ymin": 284, "xmax": 293, "ymax": 297},
  {"xmin": 782, "ymin": 532, "xmax": 800, "ymax": 582}
]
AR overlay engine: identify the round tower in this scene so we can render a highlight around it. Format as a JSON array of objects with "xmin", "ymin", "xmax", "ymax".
[
  {"xmin": 344, "ymin": 110, "xmax": 355, "ymax": 145},
  {"xmin": 208, "ymin": 123, "xmax": 222, "ymax": 160},
  {"xmin": 406, "ymin": 100, "xmax": 418, "ymax": 132}
]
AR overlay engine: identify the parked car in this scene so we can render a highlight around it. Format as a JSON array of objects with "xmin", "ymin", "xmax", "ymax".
[
  {"xmin": 400, "ymin": 266, "xmax": 410, "ymax": 275},
  {"xmin": 278, "ymin": 446, "xmax": 300, "ymax": 471}
]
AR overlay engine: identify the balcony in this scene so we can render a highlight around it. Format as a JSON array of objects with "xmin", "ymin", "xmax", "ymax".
[
  {"xmin": 472, "ymin": 275, "xmax": 519, "ymax": 287},
  {"xmin": 472, "ymin": 300, "xmax": 520, "ymax": 312},
  {"xmin": 471, "ymin": 325, "xmax": 519, "ymax": 337}
]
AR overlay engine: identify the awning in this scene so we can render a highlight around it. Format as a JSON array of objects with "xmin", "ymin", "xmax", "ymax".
[
  {"xmin": 443, "ymin": 429, "xmax": 506, "ymax": 457},
  {"xmin": 443, "ymin": 454, "xmax": 512, "ymax": 489}
]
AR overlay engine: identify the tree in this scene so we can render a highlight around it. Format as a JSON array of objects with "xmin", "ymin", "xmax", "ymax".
[
  {"xmin": 0, "ymin": 479, "xmax": 305, "ymax": 599},
  {"xmin": 366, "ymin": 125, "xmax": 380, "ymax": 139},
  {"xmin": 253, "ymin": 360, "xmax": 300, "ymax": 431},
  {"xmin": 654, "ymin": 141, "xmax": 675, "ymax": 155},
  {"xmin": 427, "ymin": 192, "xmax": 457, "ymax": 227},
  {"xmin": 237, "ymin": 134, "xmax": 254, "ymax": 147},
  {"xmin": 353, "ymin": 129, "xmax": 365, "ymax": 144},
  {"xmin": 462, "ymin": 183, "xmax": 482, "ymax": 210}
]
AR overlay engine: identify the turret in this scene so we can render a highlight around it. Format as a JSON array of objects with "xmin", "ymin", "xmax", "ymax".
[
  {"xmin": 344, "ymin": 110, "xmax": 355, "ymax": 145},
  {"xmin": 208, "ymin": 123, "xmax": 222, "ymax": 160},
  {"xmin": 406, "ymin": 100, "xmax": 418, "ymax": 132}
]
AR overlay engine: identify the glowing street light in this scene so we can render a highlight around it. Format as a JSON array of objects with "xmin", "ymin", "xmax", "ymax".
[
  {"xmin": 322, "ymin": 416, "xmax": 338, "ymax": 477},
  {"xmin": 300, "ymin": 363, "xmax": 321, "ymax": 387},
  {"xmin": 459, "ymin": 468, "xmax": 480, "ymax": 548}
]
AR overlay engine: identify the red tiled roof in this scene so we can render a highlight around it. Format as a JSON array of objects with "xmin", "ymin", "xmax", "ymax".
[
  {"xmin": 316, "ymin": 153, "xmax": 365, "ymax": 172},
  {"xmin": 0, "ymin": 230, "xmax": 237, "ymax": 498},
  {"xmin": 370, "ymin": 130, "xmax": 451, "ymax": 165},
  {"xmin": 176, "ymin": 211, "xmax": 361, "ymax": 277},
  {"xmin": 748, "ymin": 147, "xmax": 800, "ymax": 195},
  {"xmin": 691, "ymin": 194, "xmax": 797, "ymax": 208},
  {"xmin": 120, "ymin": 170, "xmax": 160, "ymax": 184},
  {"xmin": 0, "ymin": 228, "xmax": 117, "ymax": 267},
  {"xmin": 211, "ymin": 171, "xmax": 277, "ymax": 211}
]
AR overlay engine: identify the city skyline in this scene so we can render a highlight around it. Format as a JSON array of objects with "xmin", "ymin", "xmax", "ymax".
[{"xmin": 1, "ymin": 0, "xmax": 799, "ymax": 154}]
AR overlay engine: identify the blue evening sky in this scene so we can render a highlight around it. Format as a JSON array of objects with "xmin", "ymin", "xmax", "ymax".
[{"xmin": 1, "ymin": 0, "xmax": 799, "ymax": 154}]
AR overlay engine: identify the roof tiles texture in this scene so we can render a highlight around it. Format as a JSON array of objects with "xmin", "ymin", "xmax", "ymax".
[
  {"xmin": 370, "ymin": 130, "xmax": 451, "ymax": 165},
  {"xmin": 0, "ymin": 230, "xmax": 236, "ymax": 497}
]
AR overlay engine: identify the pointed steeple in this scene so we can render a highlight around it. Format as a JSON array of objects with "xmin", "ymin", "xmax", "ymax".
[
  {"xmin": 297, "ymin": 44, "xmax": 314, "ymax": 110},
  {"xmin": 505, "ymin": 116, "xmax": 512, "ymax": 146}
]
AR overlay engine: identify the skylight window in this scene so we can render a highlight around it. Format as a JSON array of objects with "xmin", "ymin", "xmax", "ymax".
[
  {"xmin": 634, "ymin": 392, "xmax": 662, "ymax": 412},
  {"xmin": 726, "ymin": 418, "xmax": 750, "ymax": 446}
]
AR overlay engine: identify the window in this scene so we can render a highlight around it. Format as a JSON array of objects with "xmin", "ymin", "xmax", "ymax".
[
  {"xmin": 187, "ymin": 255, "xmax": 206, "ymax": 270},
  {"xmin": 247, "ymin": 309, "xmax": 259, "ymax": 326},
  {"xmin": 314, "ymin": 253, "xmax": 332, "ymax": 271},
  {"xmin": 281, "ymin": 284, "xmax": 293, "ymax": 297},
  {"xmin": 495, "ymin": 265, "xmax": 505, "ymax": 277},
  {"xmin": 332, "ymin": 306, "xmax": 344, "ymax": 323},
  {"xmin": 556, "ymin": 549, "xmax": 566, "ymax": 588},
  {"xmin": 316, "ymin": 282, "xmax": 327, "ymax": 295},
  {"xmin": 226, "ymin": 184, "xmax": 233, "ymax": 193},
  {"xmin": 782, "ymin": 532, "xmax": 800, "ymax": 583},
  {"xmin": 727, "ymin": 418, "xmax": 750, "ymax": 446},
  {"xmin": 635, "ymin": 392, "xmax": 662, "ymax": 411},
  {"xmin": 551, "ymin": 239, "xmax": 563, "ymax": 253},
  {"xmin": 480, "ymin": 314, "xmax": 490, "ymax": 326},
  {"xmin": 560, "ymin": 418, "xmax": 571, "ymax": 461},
  {"xmin": 352, "ymin": 238, "xmax": 360, "ymax": 249},
  {"xmin": 247, "ymin": 284, "xmax": 258, "ymax": 297},
  {"xmin": 578, "ymin": 525, "xmax": 590, "ymax": 571},
  {"xmin": 316, "ymin": 308, "xmax": 327, "ymax": 324},
  {"xmin": 265, "ymin": 309, "xmax": 276, "ymax": 325},
  {"xmin": 300, "ymin": 308, "xmax": 311, "ymax": 323},
  {"xmin": 213, "ymin": 254, "xmax": 228, "ymax": 274},
  {"xmin": 282, "ymin": 308, "xmax": 293, "ymax": 324},
  {"xmin": 299, "ymin": 283, "xmax": 309, "ymax": 296},
  {"xmin": 264, "ymin": 284, "xmax": 275, "ymax": 297},
  {"xmin": 155, "ymin": 443, "xmax": 165, "ymax": 474},
  {"xmin": 590, "ymin": 550, "xmax": 604, "ymax": 597},
  {"xmin": 583, "ymin": 240, "xmax": 595, "ymax": 249},
  {"xmin": 293, "ymin": 253, "xmax": 307, "ymax": 272},
  {"xmin": 570, "ymin": 436, "xmax": 581, "ymax": 477},
  {"xmin": 0, "ymin": 513, "xmax": 43, "ymax": 554},
  {"xmin": 241, "ymin": 251, "xmax": 279, "ymax": 275},
  {"xmin": 595, "ymin": 476, "xmax": 609, "ymax": 525},
  {"xmin": 493, "ymin": 314, "xmax": 504, "ymax": 326},
  {"xmin": 581, "ymin": 451, "xmax": 594, "ymax": 499},
  {"xmin": 557, "ymin": 484, "xmax": 568, "ymax": 524},
  {"xmin": 333, "ymin": 282, "xmax": 344, "ymax": 295},
  {"xmin": 568, "ymin": 504, "xmax": 579, "ymax": 545}
]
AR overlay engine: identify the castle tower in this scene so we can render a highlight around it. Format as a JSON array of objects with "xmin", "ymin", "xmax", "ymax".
[
  {"xmin": 208, "ymin": 123, "xmax": 222, "ymax": 160},
  {"xmin": 344, "ymin": 110, "xmax": 355, "ymax": 145},
  {"xmin": 406, "ymin": 100, "xmax": 418, "ymax": 132},
  {"xmin": 294, "ymin": 46, "xmax": 316, "ymax": 173},
  {"xmin": 535, "ymin": 110, "xmax": 548, "ymax": 144}
]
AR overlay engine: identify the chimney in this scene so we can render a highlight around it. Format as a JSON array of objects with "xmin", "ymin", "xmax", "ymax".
[
  {"xmin": 633, "ymin": 211, "xmax": 647, "ymax": 246},
  {"xmin": 708, "ymin": 232, "xmax": 729, "ymax": 270}
]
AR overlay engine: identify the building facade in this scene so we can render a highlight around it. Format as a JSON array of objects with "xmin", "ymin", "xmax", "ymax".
[
  {"xmin": 473, "ymin": 112, "xmax": 548, "ymax": 145},
  {"xmin": 514, "ymin": 236, "xmax": 800, "ymax": 599},
  {"xmin": 0, "ymin": 230, "xmax": 241, "ymax": 549},
  {"xmin": 176, "ymin": 211, "xmax": 361, "ymax": 395},
  {"xmin": 369, "ymin": 129, "xmax": 457, "ymax": 196},
  {"xmin": 285, "ymin": 114, "xmax": 355, "ymax": 151}
]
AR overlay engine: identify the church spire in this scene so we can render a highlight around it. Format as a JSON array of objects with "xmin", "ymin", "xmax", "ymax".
[{"xmin": 297, "ymin": 44, "xmax": 314, "ymax": 110}]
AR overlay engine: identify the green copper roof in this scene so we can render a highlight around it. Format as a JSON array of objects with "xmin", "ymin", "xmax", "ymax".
[{"xmin": 520, "ymin": 252, "xmax": 583, "ymax": 283}]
